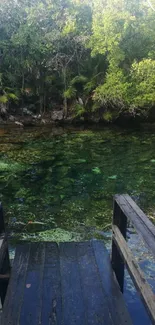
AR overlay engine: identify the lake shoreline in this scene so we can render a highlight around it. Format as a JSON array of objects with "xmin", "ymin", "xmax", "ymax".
[{"xmin": 0, "ymin": 114, "xmax": 155, "ymax": 131}]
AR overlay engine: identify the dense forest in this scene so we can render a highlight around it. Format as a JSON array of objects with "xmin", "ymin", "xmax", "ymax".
[{"xmin": 1, "ymin": 0, "xmax": 155, "ymax": 123}]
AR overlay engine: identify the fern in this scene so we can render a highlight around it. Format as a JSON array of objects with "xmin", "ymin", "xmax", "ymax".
[
  {"xmin": 0, "ymin": 92, "xmax": 18, "ymax": 105},
  {"xmin": 102, "ymin": 111, "xmax": 113, "ymax": 122},
  {"xmin": 0, "ymin": 95, "xmax": 8, "ymax": 104},
  {"xmin": 91, "ymin": 102, "xmax": 100, "ymax": 112},
  {"xmin": 74, "ymin": 104, "xmax": 85, "ymax": 117},
  {"xmin": 84, "ymin": 80, "xmax": 96, "ymax": 93},
  {"xmin": 64, "ymin": 86, "xmax": 76, "ymax": 99},
  {"xmin": 7, "ymin": 93, "xmax": 18, "ymax": 101},
  {"xmin": 71, "ymin": 75, "xmax": 88, "ymax": 86}
]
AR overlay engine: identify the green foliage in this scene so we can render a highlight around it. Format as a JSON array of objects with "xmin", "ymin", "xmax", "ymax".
[
  {"xmin": 73, "ymin": 104, "xmax": 85, "ymax": 117},
  {"xmin": 7, "ymin": 93, "xmax": 18, "ymax": 101},
  {"xmin": 71, "ymin": 75, "xmax": 88, "ymax": 86},
  {"xmin": 102, "ymin": 112, "xmax": 113, "ymax": 122},
  {"xmin": 0, "ymin": 92, "xmax": 18, "ymax": 106},
  {"xmin": 93, "ymin": 67, "xmax": 129, "ymax": 107},
  {"xmin": 64, "ymin": 86, "xmax": 77, "ymax": 99},
  {"xmin": 1, "ymin": 0, "xmax": 155, "ymax": 120},
  {"xmin": 19, "ymin": 228, "xmax": 83, "ymax": 242},
  {"xmin": 131, "ymin": 59, "xmax": 155, "ymax": 108},
  {"xmin": 0, "ymin": 95, "xmax": 8, "ymax": 104}
]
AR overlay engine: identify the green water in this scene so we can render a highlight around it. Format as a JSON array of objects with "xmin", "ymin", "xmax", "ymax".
[
  {"xmin": 1, "ymin": 125, "xmax": 155, "ymax": 324},
  {"xmin": 0, "ymin": 125, "xmax": 155, "ymax": 242}
]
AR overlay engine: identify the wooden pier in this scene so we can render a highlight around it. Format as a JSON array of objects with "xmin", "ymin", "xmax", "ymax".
[{"xmin": 0, "ymin": 194, "xmax": 155, "ymax": 324}]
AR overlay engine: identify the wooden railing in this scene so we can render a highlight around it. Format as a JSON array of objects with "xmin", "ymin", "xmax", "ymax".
[
  {"xmin": 112, "ymin": 194, "xmax": 155, "ymax": 325},
  {"xmin": 0, "ymin": 204, "xmax": 10, "ymax": 305}
]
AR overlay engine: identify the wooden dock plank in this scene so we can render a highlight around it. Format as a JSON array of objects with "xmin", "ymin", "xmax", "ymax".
[
  {"xmin": 19, "ymin": 243, "xmax": 45, "ymax": 325},
  {"xmin": 60, "ymin": 242, "xmax": 86, "ymax": 325},
  {"xmin": 77, "ymin": 241, "xmax": 114, "ymax": 325},
  {"xmin": 41, "ymin": 242, "xmax": 62, "ymax": 325},
  {"xmin": 92, "ymin": 240, "xmax": 132, "ymax": 325},
  {"xmin": 1, "ymin": 240, "xmax": 133, "ymax": 325},
  {"xmin": 1, "ymin": 243, "xmax": 30, "ymax": 325}
]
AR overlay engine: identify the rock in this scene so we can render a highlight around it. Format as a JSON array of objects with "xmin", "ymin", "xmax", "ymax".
[
  {"xmin": 51, "ymin": 109, "xmax": 64, "ymax": 121},
  {"xmin": 15, "ymin": 121, "xmax": 24, "ymax": 127},
  {"xmin": 8, "ymin": 115, "xmax": 15, "ymax": 122},
  {"xmin": 0, "ymin": 103, "xmax": 7, "ymax": 115},
  {"xmin": 90, "ymin": 116, "xmax": 100, "ymax": 123},
  {"xmin": 22, "ymin": 107, "xmax": 33, "ymax": 116},
  {"xmin": 77, "ymin": 97, "xmax": 84, "ymax": 105}
]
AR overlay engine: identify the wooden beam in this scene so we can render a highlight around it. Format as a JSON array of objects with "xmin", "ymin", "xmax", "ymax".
[
  {"xmin": 115, "ymin": 194, "xmax": 155, "ymax": 258},
  {"xmin": 111, "ymin": 199, "xmax": 127, "ymax": 292},
  {"xmin": 113, "ymin": 225, "xmax": 155, "ymax": 325},
  {"xmin": 0, "ymin": 237, "xmax": 10, "ymax": 273},
  {"xmin": 0, "ymin": 274, "xmax": 10, "ymax": 280},
  {"xmin": 0, "ymin": 236, "xmax": 10, "ymax": 305},
  {"xmin": 0, "ymin": 204, "xmax": 5, "ymax": 234}
]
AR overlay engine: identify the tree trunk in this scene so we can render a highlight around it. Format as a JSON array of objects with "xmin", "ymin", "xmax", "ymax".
[{"xmin": 63, "ymin": 68, "xmax": 68, "ymax": 118}]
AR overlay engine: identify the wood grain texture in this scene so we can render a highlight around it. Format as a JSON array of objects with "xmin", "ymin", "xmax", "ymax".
[
  {"xmin": 1, "ymin": 243, "xmax": 30, "ymax": 325},
  {"xmin": 111, "ymin": 199, "xmax": 127, "ymax": 292},
  {"xmin": 1, "ymin": 240, "xmax": 133, "ymax": 325},
  {"xmin": 113, "ymin": 225, "xmax": 155, "ymax": 325},
  {"xmin": 0, "ymin": 205, "xmax": 10, "ymax": 306},
  {"xmin": 77, "ymin": 241, "xmax": 114, "ymax": 325},
  {"xmin": 0, "ymin": 237, "xmax": 10, "ymax": 273},
  {"xmin": 60, "ymin": 242, "xmax": 86, "ymax": 325},
  {"xmin": 115, "ymin": 194, "xmax": 155, "ymax": 257},
  {"xmin": 41, "ymin": 242, "xmax": 62, "ymax": 325},
  {"xmin": 19, "ymin": 243, "xmax": 45, "ymax": 325},
  {"xmin": 0, "ymin": 204, "xmax": 5, "ymax": 234},
  {"xmin": 92, "ymin": 240, "xmax": 132, "ymax": 325},
  {"xmin": 0, "ymin": 236, "xmax": 10, "ymax": 305}
]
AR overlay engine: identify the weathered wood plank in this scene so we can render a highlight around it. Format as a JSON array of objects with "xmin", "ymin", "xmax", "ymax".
[
  {"xmin": 92, "ymin": 240, "xmax": 133, "ymax": 325},
  {"xmin": 0, "ymin": 238, "xmax": 5, "ymax": 270},
  {"xmin": 0, "ymin": 237, "xmax": 10, "ymax": 272},
  {"xmin": 0, "ymin": 274, "xmax": 10, "ymax": 280},
  {"xmin": 41, "ymin": 242, "xmax": 62, "ymax": 325},
  {"xmin": 115, "ymin": 194, "xmax": 155, "ymax": 257},
  {"xmin": 111, "ymin": 199, "xmax": 127, "ymax": 292},
  {"xmin": 0, "ymin": 236, "xmax": 10, "ymax": 305},
  {"xmin": 113, "ymin": 225, "xmax": 155, "ymax": 325},
  {"xmin": 2, "ymin": 240, "xmax": 133, "ymax": 325},
  {"xmin": 60, "ymin": 242, "xmax": 86, "ymax": 325},
  {"xmin": 0, "ymin": 204, "xmax": 10, "ymax": 306},
  {"xmin": 1, "ymin": 243, "xmax": 30, "ymax": 325},
  {"xmin": 124, "ymin": 194, "xmax": 155, "ymax": 236},
  {"xmin": 0, "ymin": 204, "xmax": 5, "ymax": 234},
  {"xmin": 77, "ymin": 241, "xmax": 114, "ymax": 325},
  {"xmin": 19, "ymin": 243, "xmax": 45, "ymax": 325}
]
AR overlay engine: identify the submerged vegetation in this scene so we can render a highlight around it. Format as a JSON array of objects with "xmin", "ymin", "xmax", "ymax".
[
  {"xmin": 1, "ymin": 126, "xmax": 155, "ymax": 242},
  {"xmin": 1, "ymin": 0, "xmax": 155, "ymax": 122}
]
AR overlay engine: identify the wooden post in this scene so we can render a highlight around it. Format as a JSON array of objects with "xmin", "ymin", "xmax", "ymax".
[
  {"xmin": 0, "ymin": 203, "xmax": 5, "ymax": 234},
  {"xmin": 0, "ymin": 203, "xmax": 10, "ymax": 306},
  {"xmin": 0, "ymin": 254, "xmax": 10, "ymax": 306},
  {"xmin": 111, "ymin": 197, "xmax": 127, "ymax": 292}
]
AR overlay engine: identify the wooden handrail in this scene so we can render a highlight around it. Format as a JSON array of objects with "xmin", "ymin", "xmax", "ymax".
[
  {"xmin": 0, "ymin": 204, "xmax": 5, "ymax": 235},
  {"xmin": 114, "ymin": 194, "xmax": 155, "ymax": 257},
  {"xmin": 111, "ymin": 194, "xmax": 155, "ymax": 325},
  {"xmin": 0, "ymin": 204, "xmax": 10, "ymax": 306}
]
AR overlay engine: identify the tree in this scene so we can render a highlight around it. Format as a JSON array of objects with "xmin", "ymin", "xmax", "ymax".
[{"xmin": 1, "ymin": 0, "xmax": 155, "ymax": 122}]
